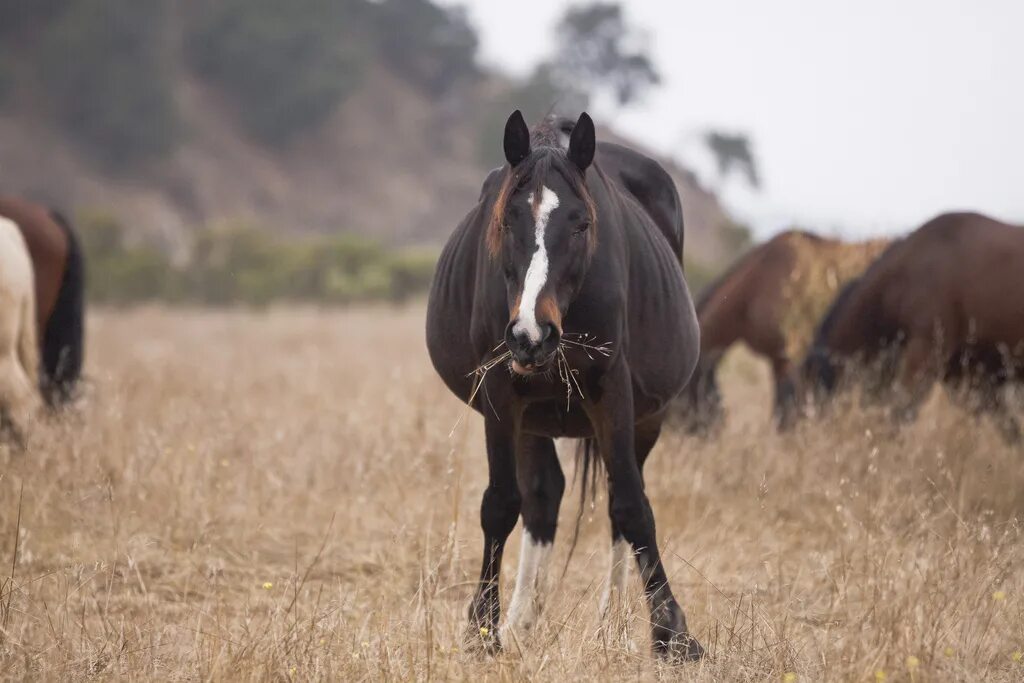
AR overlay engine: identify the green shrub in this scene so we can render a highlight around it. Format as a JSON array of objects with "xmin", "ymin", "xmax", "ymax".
[
  {"xmin": 388, "ymin": 248, "xmax": 437, "ymax": 302},
  {"xmin": 37, "ymin": 0, "xmax": 179, "ymax": 168},
  {"xmin": 78, "ymin": 213, "xmax": 438, "ymax": 307}
]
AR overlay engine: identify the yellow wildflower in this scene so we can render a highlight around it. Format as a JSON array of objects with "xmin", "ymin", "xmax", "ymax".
[
  {"xmin": 943, "ymin": 647, "xmax": 954, "ymax": 657},
  {"xmin": 782, "ymin": 673, "xmax": 797, "ymax": 683},
  {"xmin": 1012, "ymin": 650, "xmax": 1022, "ymax": 663},
  {"xmin": 479, "ymin": 626, "xmax": 489, "ymax": 637},
  {"xmin": 906, "ymin": 655, "xmax": 919, "ymax": 670},
  {"xmin": 262, "ymin": 582, "xmax": 273, "ymax": 590},
  {"xmin": 874, "ymin": 671, "xmax": 886, "ymax": 682},
  {"xmin": 993, "ymin": 590, "xmax": 1006, "ymax": 601}
]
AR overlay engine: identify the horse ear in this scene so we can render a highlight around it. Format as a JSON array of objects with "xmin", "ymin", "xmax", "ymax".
[
  {"xmin": 503, "ymin": 110, "xmax": 531, "ymax": 167},
  {"xmin": 567, "ymin": 112, "xmax": 596, "ymax": 172}
]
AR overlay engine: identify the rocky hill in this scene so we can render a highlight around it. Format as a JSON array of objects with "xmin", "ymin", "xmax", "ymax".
[{"xmin": 0, "ymin": 0, "xmax": 745, "ymax": 271}]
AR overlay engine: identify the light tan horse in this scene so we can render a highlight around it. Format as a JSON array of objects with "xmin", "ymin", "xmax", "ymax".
[{"xmin": 0, "ymin": 216, "xmax": 41, "ymax": 443}]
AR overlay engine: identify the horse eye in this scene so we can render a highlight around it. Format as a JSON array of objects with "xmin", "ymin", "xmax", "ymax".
[{"xmin": 573, "ymin": 221, "xmax": 591, "ymax": 236}]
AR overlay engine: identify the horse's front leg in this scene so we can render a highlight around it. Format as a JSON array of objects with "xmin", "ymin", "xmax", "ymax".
[
  {"xmin": 467, "ymin": 413, "xmax": 520, "ymax": 650},
  {"xmin": 588, "ymin": 359, "xmax": 704, "ymax": 661},
  {"xmin": 500, "ymin": 434, "xmax": 565, "ymax": 644}
]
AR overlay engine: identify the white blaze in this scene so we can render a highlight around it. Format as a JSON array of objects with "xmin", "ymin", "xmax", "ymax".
[
  {"xmin": 512, "ymin": 186, "xmax": 560, "ymax": 344},
  {"xmin": 501, "ymin": 530, "xmax": 553, "ymax": 639}
]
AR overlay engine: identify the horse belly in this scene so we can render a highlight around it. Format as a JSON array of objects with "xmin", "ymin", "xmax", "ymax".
[{"xmin": 521, "ymin": 401, "xmax": 594, "ymax": 439}]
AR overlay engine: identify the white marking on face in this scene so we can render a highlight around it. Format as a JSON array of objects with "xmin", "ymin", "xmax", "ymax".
[
  {"xmin": 512, "ymin": 185, "xmax": 560, "ymax": 344},
  {"xmin": 600, "ymin": 537, "xmax": 633, "ymax": 616},
  {"xmin": 500, "ymin": 530, "xmax": 553, "ymax": 639}
]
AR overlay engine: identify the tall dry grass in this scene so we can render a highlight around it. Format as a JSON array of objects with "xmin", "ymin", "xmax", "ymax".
[{"xmin": 0, "ymin": 307, "xmax": 1020, "ymax": 681}]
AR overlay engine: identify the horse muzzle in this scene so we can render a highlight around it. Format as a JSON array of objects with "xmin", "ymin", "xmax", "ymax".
[{"xmin": 505, "ymin": 320, "xmax": 560, "ymax": 376}]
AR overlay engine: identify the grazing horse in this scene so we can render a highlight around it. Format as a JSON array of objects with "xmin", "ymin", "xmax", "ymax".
[
  {"xmin": 803, "ymin": 212, "xmax": 1024, "ymax": 441},
  {"xmin": 426, "ymin": 112, "xmax": 704, "ymax": 659},
  {"xmin": 0, "ymin": 216, "xmax": 42, "ymax": 441},
  {"xmin": 0, "ymin": 196, "xmax": 86, "ymax": 406},
  {"xmin": 680, "ymin": 230, "xmax": 888, "ymax": 432}
]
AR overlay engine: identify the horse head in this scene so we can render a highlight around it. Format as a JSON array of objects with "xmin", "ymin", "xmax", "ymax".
[{"xmin": 488, "ymin": 110, "xmax": 598, "ymax": 376}]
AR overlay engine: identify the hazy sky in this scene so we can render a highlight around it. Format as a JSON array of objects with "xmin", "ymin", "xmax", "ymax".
[{"xmin": 447, "ymin": 0, "xmax": 1024, "ymax": 238}]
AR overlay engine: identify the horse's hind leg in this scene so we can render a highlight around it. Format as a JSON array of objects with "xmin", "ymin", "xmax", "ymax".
[
  {"xmin": 0, "ymin": 354, "xmax": 40, "ymax": 447},
  {"xmin": 771, "ymin": 356, "xmax": 798, "ymax": 430},
  {"xmin": 892, "ymin": 335, "xmax": 939, "ymax": 424},
  {"xmin": 0, "ymin": 296, "xmax": 40, "ymax": 446},
  {"xmin": 959, "ymin": 375, "xmax": 1021, "ymax": 445},
  {"xmin": 500, "ymin": 434, "xmax": 564, "ymax": 643}
]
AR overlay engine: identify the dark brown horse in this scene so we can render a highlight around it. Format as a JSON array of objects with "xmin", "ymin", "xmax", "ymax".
[
  {"xmin": 0, "ymin": 196, "xmax": 86, "ymax": 406},
  {"xmin": 426, "ymin": 112, "xmax": 704, "ymax": 659},
  {"xmin": 804, "ymin": 212, "xmax": 1024, "ymax": 441},
  {"xmin": 680, "ymin": 230, "xmax": 888, "ymax": 432}
]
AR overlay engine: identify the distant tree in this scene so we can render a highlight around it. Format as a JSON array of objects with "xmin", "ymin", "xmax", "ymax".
[
  {"xmin": 36, "ymin": 0, "xmax": 179, "ymax": 169},
  {"xmin": 187, "ymin": 0, "xmax": 367, "ymax": 146},
  {"xmin": 549, "ymin": 2, "xmax": 660, "ymax": 107},
  {"xmin": 704, "ymin": 131, "xmax": 760, "ymax": 190},
  {"xmin": 374, "ymin": 0, "xmax": 479, "ymax": 94},
  {"xmin": 475, "ymin": 65, "xmax": 587, "ymax": 165}
]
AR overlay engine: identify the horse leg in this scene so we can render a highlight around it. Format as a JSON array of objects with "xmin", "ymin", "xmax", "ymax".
[
  {"xmin": 467, "ymin": 415, "xmax": 521, "ymax": 650},
  {"xmin": 0, "ymin": 354, "xmax": 40, "ymax": 446},
  {"xmin": 681, "ymin": 355, "xmax": 725, "ymax": 436},
  {"xmin": 0, "ymin": 296, "xmax": 41, "ymax": 447},
  {"xmin": 771, "ymin": 356, "xmax": 798, "ymax": 431},
  {"xmin": 589, "ymin": 361, "xmax": 703, "ymax": 660},
  {"xmin": 600, "ymin": 418, "xmax": 659, "ymax": 617},
  {"xmin": 500, "ymin": 435, "xmax": 564, "ymax": 642},
  {"xmin": 892, "ymin": 335, "xmax": 937, "ymax": 424},
  {"xmin": 963, "ymin": 375, "xmax": 1021, "ymax": 445}
]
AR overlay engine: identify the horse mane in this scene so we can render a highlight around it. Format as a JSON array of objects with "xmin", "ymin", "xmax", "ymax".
[
  {"xmin": 810, "ymin": 236, "xmax": 905, "ymax": 349},
  {"xmin": 485, "ymin": 119, "xmax": 598, "ymax": 259}
]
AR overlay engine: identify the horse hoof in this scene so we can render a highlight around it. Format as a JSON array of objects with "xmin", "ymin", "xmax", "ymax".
[
  {"xmin": 654, "ymin": 632, "xmax": 705, "ymax": 662},
  {"xmin": 464, "ymin": 625, "xmax": 501, "ymax": 655}
]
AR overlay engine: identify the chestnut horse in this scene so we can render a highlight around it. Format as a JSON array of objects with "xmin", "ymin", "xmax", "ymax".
[
  {"xmin": 680, "ymin": 230, "xmax": 888, "ymax": 432},
  {"xmin": 427, "ymin": 112, "xmax": 703, "ymax": 659},
  {"xmin": 0, "ymin": 196, "xmax": 86, "ymax": 406},
  {"xmin": 803, "ymin": 212, "xmax": 1024, "ymax": 441},
  {"xmin": 0, "ymin": 216, "xmax": 41, "ymax": 441}
]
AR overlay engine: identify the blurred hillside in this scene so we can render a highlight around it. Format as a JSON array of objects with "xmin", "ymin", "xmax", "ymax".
[{"xmin": 0, "ymin": 0, "xmax": 746, "ymax": 274}]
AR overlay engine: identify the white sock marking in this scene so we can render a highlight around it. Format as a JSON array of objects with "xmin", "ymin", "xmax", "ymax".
[
  {"xmin": 600, "ymin": 537, "xmax": 633, "ymax": 616},
  {"xmin": 512, "ymin": 186, "xmax": 559, "ymax": 344},
  {"xmin": 501, "ymin": 530, "xmax": 553, "ymax": 639}
]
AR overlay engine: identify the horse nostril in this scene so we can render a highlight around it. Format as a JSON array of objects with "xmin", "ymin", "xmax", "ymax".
[{"xmin": 543, "ymin": 323, "xmax": 560, "ymax": 347}]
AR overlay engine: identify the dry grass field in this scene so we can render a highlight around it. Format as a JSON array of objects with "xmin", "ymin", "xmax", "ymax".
[{"xmin": 0, "ymin": 306, "xmax": 1021, "ymax": 681}]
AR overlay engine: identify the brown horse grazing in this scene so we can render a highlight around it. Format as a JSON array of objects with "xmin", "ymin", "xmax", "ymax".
[
  {"xmin": 803, "ymin": 212, "xmax": 1024, "ymax": 441},
  {"xmin": 427, "ymin": 112, "xmax": 704, "ymax": 659},
  {"xmin": 680, "ymin": 230, "xmax": 888, "ymax": 432},
  {"xmin": 0, "ymin": 196, "xmax": 86, "ymax": 407}
]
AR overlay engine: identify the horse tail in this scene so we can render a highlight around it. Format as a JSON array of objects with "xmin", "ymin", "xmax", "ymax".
[
  {"xmin": 42, "ymin": 209, "xmax": 85, "ymax": 407},
  {"xmin": 560, "ymin": 437, "xmax": 602, "ymax": 579}
]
